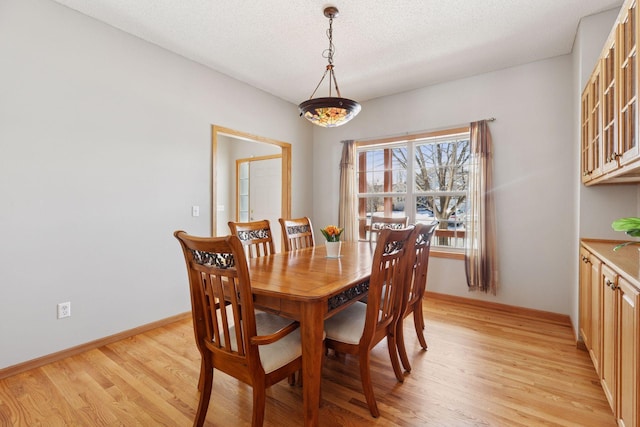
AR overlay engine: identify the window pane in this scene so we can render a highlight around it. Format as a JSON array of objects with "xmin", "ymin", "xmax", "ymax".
[
  {"xmin": 391, "ymin": 147, "xmax": 408, "ymax": 192},
  {"xmin": 239, "ymin": 162, "xmax": 249, "ymax": 179},
  {"xmin": 239, "ymin": 177, "xmax": 249, "ymax": 194},
  {"xmin": 358, "ymin": 147, "xmax": 408, "ymax": 194},
  {"xmin": 391, "ymin": 196, "xmax": 406, "ymax": 216},
  {"xmin": 360, "ymin": 196, "xmax": 384, "ymax": 219},
  {"xmin": 360, "ymin": 149, "xmax": 385, "ymax": 193},
  {"xmin": 415, "ymin": 198, "xmax": 435, "ymax": 222},
  {"xmin": 358, "ymin": 196, "xmax": 406, "ymax": 222},
  {"xmin": 359, "ymin": 196, "xmax": 406, "ymax": 216},
  {"xmin": 357, "ymin": 129, "xmax": 470, "ymax": 249},
  {"xmin": 415, "ymin": 139, "xmax": 469, "ymax": 191},
  {"xmin": 432, "ymin": 226, "xmax": 466, "ymax": 249},
  {"xmin": 417, "ymin": 195, "xmax": 466, "ymax": 249},
  {"xmin": 415, "ymin": 195, "xmax": 465, "ymax": 225}
]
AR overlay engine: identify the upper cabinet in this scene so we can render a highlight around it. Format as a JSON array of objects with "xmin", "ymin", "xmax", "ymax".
[
  {"xmin": 582, "ymin": 0, "xmax": 640, "ymax": 185},
  {"xmin": 618, "ymin": 0, "xmax": 639, "ymax": 166},
  {"xmin": 603, "ymin": 31, "xmax": 619, "ymax": 174},
  {"xmin": 582, "ymin": 62, "xmax": 603, "ymax": 183}
]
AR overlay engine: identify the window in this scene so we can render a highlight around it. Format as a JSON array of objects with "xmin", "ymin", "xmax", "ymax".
[{"xmin": 357, "ymin": 127, "xmax": 470, "ymax": 254}]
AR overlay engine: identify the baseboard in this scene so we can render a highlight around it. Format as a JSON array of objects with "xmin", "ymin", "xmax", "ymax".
[
  {"xmin": 0, "ymin": 312, "xmax": 192, "ymax": 380},
  {"xmin": 576, "ymin": 339, "xmax": 588, "ymax": 351},
  {"xmin": 424, "ymin": 291, "xmax": 572, "ymax": 325},
  {"xmin": 2, "ymin": 294, "xmax": 576, "ymax": 380}
]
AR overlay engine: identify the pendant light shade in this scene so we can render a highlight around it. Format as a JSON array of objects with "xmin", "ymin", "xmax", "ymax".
[
  {"xmin": 299, "ymin": 97, "xmax": 361, "ymax": 128},
  {"xmin": 298, "ymin": 6, "xmax": 361, "ymax": 128}
]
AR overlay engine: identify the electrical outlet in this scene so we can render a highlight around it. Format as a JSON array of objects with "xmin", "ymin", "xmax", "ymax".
[{"xmin": 57, "ymin": 302, "xmax": 71, "ymax": 319}]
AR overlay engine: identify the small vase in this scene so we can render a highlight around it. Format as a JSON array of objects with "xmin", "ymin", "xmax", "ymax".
[{"xmin": 325, "ymin": 241, "xmax": 342, "ymax": 258}]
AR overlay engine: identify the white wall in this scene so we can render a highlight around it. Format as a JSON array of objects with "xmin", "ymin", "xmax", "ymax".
[
  {"xmin": 313, "ymin": 7, "xmax": 635, "ymax": 331},
  {"xmin": 0, "ymin": 0, "xmax": 313, "ymax": 369},
  {"xmin": 1, "ymin": 0, "xmax": 630, "ymax": 370},
  {"xmin": 314, "ymin": 53, "xmax": 586, "ymax": 315}
]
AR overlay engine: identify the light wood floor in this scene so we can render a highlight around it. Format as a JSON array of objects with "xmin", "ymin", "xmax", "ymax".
[{"xmin": 0, "ymin": 295, "xmax": 615, "ymax": 426}]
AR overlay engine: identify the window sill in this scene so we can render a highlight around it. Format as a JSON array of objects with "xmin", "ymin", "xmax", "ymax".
[
  {"xmin": 358, "ymin": 239, "xmax": 465, "ymax": 260},
  {"xmin": 431, "ymin": 250, "xmax": 464, "ymax": 260}
]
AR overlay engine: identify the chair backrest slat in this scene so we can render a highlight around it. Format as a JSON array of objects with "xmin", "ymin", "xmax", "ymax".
[
  {"xmin": 405, "ymin": 221, "xmax": 438, "ymax": 311},
  {"xmin": 215, "ymin": 276, "xmax": 234, "ymax": 352},
  {"xmin": 175, "ymin": 232, "xmax": 258, "ymax": 362},
  {"xmin": 364, "ymin": 227, "xmax": 414, "ymax": 340},
  {"xmin": 209, "ymin": 274, "xmax": 225, "ymax": 349}
]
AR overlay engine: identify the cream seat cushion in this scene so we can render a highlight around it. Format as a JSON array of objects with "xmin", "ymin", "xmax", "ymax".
[
  {"xmin": 324, "ymin": 301, "xmax": 367, "ymax": 345},
  {"xmin": 225, "ymin": 310, "xmax": 302, "ymax": 374}
]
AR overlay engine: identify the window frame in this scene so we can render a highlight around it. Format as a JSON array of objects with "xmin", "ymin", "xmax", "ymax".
[{"xmin": 356, "ymin": 126, "xmax": 470, "ymax": 259}]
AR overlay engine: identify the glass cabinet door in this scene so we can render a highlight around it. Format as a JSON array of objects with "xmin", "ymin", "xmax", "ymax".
[
  {"xmin": 618, "ymin": 0, "xmax": 639, "ymax": 165},
  {"xmin": 602, "ymin": 33, "xmax": 619, "ymax": 173},
  {"xmin": 581, "ymin": 86, "xmax": 592, "ymax": 183}
]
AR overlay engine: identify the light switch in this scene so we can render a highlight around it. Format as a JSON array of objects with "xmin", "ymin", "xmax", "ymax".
[{"xmin": 192, "ymin": 205, "xmax": 200, "ymax": 217}]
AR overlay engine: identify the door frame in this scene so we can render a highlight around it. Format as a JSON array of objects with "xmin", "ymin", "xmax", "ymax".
[{"xmin": 211, "ymin": 125, "xmax": 291, "ymax": 236}]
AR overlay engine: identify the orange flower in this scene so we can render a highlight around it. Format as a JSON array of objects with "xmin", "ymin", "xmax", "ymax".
[{"xmin": 321, "ymin": 225, "xmax": 344, "ymax": 242}]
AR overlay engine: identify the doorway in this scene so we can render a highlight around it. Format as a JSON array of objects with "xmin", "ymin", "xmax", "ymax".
[
  {"xmin": 237, "ymin": 155, "xmax": 283, "ymax": 250},
  {"xmin": 211, "ymin": 125, "xmax": 291, "ymax": 244}
]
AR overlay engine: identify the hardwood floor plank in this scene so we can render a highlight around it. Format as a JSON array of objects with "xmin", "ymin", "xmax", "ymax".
[{"xmin": 0, "ymin": 294, "xmax": 616, "ymax": 426}]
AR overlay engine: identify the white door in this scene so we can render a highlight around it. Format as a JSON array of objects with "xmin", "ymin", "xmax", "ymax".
[{"xmin": 249, "ymin": 158, "xmax": 282, "ymax": 251}]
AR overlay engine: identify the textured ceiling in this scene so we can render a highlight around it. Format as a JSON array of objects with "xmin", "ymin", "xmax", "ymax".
[{"xmin": 51, "ymin": 0, "xmax": 622, "ymax": 104}]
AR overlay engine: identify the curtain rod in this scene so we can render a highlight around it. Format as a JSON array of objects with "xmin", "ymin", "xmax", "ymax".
[{"xmin": 344, "ymin": 117, "xmax": 496, "ymax": 144}]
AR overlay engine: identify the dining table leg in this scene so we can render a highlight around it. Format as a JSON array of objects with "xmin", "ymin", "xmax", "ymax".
[{"xmin": 300, "ymin": 300, "xmax": 325, "ymax": 427}]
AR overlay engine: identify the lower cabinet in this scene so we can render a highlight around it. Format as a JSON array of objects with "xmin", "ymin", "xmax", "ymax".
[
  {"xmin": 579, "ymin": 241, "xmax": 639, "ymax": 427},
  {"xmin": 579, "ymin": 247, "xmax": 592, "ymax": 350},
  {"xmin": 600, "ymin": 264, "xmax": 617, "ymax": 409},
  {"xmin": 617, "ymin": 276, "xmax": 639, "ymax": 427},
  {"xmin": 591, "ymin": 253, "xmax": 602, "ymax": 375}
]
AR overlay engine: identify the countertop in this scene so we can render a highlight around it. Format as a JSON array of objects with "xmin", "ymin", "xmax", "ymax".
[{"xmin": 581, "ymin": 239, "xmax": 640, "ymax": 288}]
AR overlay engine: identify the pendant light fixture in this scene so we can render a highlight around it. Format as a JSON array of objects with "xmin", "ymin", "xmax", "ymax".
[{"xmin": 298, "ymin": 6, "xmax": 361, "ymax": 128}]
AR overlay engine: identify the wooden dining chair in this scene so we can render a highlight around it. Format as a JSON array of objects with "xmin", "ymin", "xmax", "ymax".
[
  {"xmin": 323, "ymin": 227, "xmax": 415, "ymax": 417},
  {"xmin": 174, "ymin": 231, "xmax": 302, "ymax": 427},
  {"xmin": 396, "ymin": 221, "xmax": 438, "ymax": 372},
  {"xmin": 228, "ymin": 219, "xmax": 276, "ymax": 258},
  {"xmin": 228, "ymin": 218, "xmax": 299, "ymax": 383},
  {"xmin": 279, "ymin": 217, "xmax": 315, "ymax": 251},
  {"xmin": 368, "ymin": 216, "xmax": 409, "ymax": 242}
]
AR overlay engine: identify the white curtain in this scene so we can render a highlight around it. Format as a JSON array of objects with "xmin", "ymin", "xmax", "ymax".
[
  {"xmin": 465, "ymin": 120, "xmax": 498, "ymax": 294},
  {"xmin": 338, "ymin": 140, "xmax": 358, "ymax": 241}
]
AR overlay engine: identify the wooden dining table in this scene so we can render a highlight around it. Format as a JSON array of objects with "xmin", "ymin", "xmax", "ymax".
[{"xmin": 247, "ymin": 241, "xmax": 375, "ymax": 426}]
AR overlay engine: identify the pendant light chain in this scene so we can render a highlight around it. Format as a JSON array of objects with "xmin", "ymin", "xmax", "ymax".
[
  {"xmin": 307, "ymin": 11, "xmax": 343, "ymax": 99},
  {"xmin": 326, "ymin": 14, "xmax": 342, "ymax": 98},
  {"xmin": 297, "ymin": 6, "xmax": 361, "ymax": 128},
  {"xmin": 327, "ymin": 15, "xmax": 334, "ymax": 98}
]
